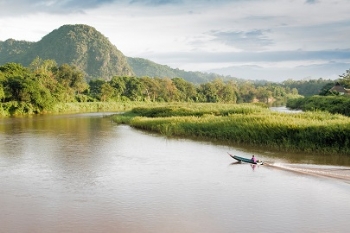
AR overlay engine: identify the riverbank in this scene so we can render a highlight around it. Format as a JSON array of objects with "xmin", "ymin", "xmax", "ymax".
[
  {"xmin": 0, "ymin": 101, "xmax": 173, "ymax": 117},
  {"xmin": 111, "ymin": 103, "xmax": 350, "ymax": 155}
]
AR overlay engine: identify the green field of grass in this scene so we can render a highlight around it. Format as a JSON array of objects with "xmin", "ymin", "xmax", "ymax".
[{"xmin": 111, "ymin": 103, "xmax": 350, "ymax": 155}]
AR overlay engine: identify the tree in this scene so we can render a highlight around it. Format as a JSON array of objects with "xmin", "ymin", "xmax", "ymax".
[
  {"xmin": 0, "ymin": 85, "xmax": 4, "ymax": 102},
  {"xmin": 140, "ymin": 76, "xmax": 161, "ymax": 102},
  {"xmin": 172, "ymin": 77, "xmax": 197, "ymax": 102},
  {"xmin": 256, "ymin": 86, "xmax": 272, "ymax": 103},
  {"xmin": 339, "ymin": 69, "xmax": 350, "ymax": 88},
  {"xmin": 221, "ymin": 81, "xmax": 238, "ymax": 103},
  {"xmin": 198, "ymin": 82, "xmax": 219, "ymax": 103},
  {"xmin": 282, "ymin": 78, "xmax": 332, "ymax": 96},
  {"xmin": 3, "ymin": 74, "xmax": 54, "ymax": 111},
  {"xmin": 0, "ymin": 63, "xmax": 30, "ymax": 77},
  {"xmin": 0, "ymin": 72, "xmax": 6, "ymax": 102},
  {"xmin": 54, "ymin": 64, "xmax": 88, "ymax": 94},
  {"xmin": 238, "ymin": 81, "xmax": 257, "ymax": 103},
  {"xmin": 100, "ymin": 82, "xmax": 114, "ymax": 102},
  {"xmin": 89, "ymin": 79, "xmax": 106, "ymax": 100},
  {"xmin": 158, "ymin": 78, "xmax": 178, "ymax": 102},
  {"xmin": 124, "ymin": 77, "xmax": 142, "ymax": 101},
  {"xmin": 319, "ymin": 82, "xmax": 337, "ymax": 96},
  {"xmin": 109, "ymin": 76, "xmax": 127, "ymax": 100}
]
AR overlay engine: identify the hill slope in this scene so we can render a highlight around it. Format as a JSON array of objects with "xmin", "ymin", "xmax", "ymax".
[
  {"xmin": 0, "ymin": 39, "xmax": 34, "ymax": 64},
  {"xmin": 0, "ymin": 24, "xmax": 231, "ymax": 83},
  {"xmin": 127, "ymin": 57, "xmax": 226, "ymax": 84},
  {"xmin": 0, "ymin": 24, "xmax": 133, "ymax": 79}
]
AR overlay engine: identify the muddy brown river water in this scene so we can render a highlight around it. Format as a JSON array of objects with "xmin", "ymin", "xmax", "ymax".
[{"xmin": 0, "ymin": 112, "xmax": 349, "ymax": 233}]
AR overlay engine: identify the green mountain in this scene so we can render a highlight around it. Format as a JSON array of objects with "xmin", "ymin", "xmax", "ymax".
[
  {"xmin": 127, "ymin": 57, "xmax": 226, "ymax": 84},
  {"xmin": 0, "ymin": 24, "xmax": 230, "ymax": 83},
  {"xmin": 0, "ymin": 24, "xmax": 133, "ymax": 80},
  {"xmin": 0, "ymin": 39, "xmax": 34, "ymax": 64}
]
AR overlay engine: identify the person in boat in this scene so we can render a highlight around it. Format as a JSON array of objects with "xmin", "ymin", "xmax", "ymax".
[{"xmin": 251, "ymin": 155, "xmax": 257, "ymax": 163}]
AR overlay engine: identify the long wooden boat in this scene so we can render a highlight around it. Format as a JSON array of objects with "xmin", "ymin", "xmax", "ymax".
[{"xmin": 227, "ymin": 153, "xmax": 263, "ymax": 165}]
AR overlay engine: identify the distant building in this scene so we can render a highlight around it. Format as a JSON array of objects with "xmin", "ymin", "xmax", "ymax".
[{"xmin": 329, "ymin": 82, "xmax": 350, "ymax": 95}]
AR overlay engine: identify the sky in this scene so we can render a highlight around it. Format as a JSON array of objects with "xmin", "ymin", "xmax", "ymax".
[{"xmin": 1, "ymin": 0, "xmax": 350, "ymax": 82}]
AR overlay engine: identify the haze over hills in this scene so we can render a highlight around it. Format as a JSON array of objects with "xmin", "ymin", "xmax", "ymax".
[
  {"xmin": 209, "ymin": 63, "xmax": 348, "ymax": 81},
  {"xmin": 0, "ymin": 24, "xmax": 230, "ymax": 83}
]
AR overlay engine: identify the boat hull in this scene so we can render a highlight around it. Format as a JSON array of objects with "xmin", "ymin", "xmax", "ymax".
[{"xmin": 228, "ymin": 154, "xmax": 263, "ymax": 165}]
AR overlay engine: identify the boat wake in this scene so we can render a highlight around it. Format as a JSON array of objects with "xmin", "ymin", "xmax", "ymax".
[{"xmin": 264, "ymin": 162, "xmax": 350, "ymax": 182}]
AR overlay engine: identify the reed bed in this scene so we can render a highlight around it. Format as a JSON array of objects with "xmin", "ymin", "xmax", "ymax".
[
  {"xmin": 48, "ymin": 101, "xmax": 177, "ymax": 115},
  {"xmin": 112, "ymin": 104, "xmax": 350, "ymax": 155}
]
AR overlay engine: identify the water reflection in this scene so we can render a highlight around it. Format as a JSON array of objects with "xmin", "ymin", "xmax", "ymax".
[
  {"xmin": 270, "ymin": 106, "xmax": 302, "ymax": 113},
  {"xmin": 229, "ymin": 161, "xmax": 241, "ymax": 166},
  {"xmin": 250, "ymin": 164, "xmax": 257, "ymax": 171}
]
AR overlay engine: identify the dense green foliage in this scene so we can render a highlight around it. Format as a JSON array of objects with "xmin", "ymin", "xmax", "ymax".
[
  {"xmin": 112, "ymin": 104, "xmax": 350, "ymax": 155},
  {"xmin": 0, "ymin": 61, "xmax": 89, "ymax": 115},
  {"xmin": 286, "ymin": 70, "xmax": 350, "ymax": 116},
  {"xmin": 1, "ymin": 59, "xmax": 349, "ymax": 119},
  {"xmin": 339, "ymin": 69, "xmax": 350, "ymax": 88},
  {"xmin": 287, "ymin": 96, "xmax": 350, "ymax": 116},
  {"xmin": 88, "ymin": 76, "xmax": 300, "ymax": 104},
  {"xmin": 0, "ymin": 60, "xmax": 301, "ymax": 116},
  {"xmin": 282, "ymin": 78, "xmax": 334, "ymax": 96}
]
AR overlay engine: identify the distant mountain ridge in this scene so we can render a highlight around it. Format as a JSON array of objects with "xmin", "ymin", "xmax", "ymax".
[
  {"xmin": 127, "ymin": 57, "xmax": 227, "ymax": 83},
  {"xmin": 0, "ymin": 39, "xmax": 34, "ymax": 63},
  {"xmin": 0, "ymin": 24, "xmax": 228, "ymax": 83}
]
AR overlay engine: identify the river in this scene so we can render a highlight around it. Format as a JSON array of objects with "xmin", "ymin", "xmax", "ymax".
[{"xmin": 0, "ymin": 112, "xmax": 349, "ymax": 233}]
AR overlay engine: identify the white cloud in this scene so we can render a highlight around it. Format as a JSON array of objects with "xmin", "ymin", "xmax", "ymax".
[{"xmin": 1, "ymin": 0, "xmax": 350, "ymax": 81}]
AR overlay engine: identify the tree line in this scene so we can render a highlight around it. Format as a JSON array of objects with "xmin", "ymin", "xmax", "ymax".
[
  {"xmin": 0, "ymin": 58, "xmax": 303, "ymax": 115},
  {"xmin": 286, "ymin": 69, "xmax": 350, "ymax": 116}
]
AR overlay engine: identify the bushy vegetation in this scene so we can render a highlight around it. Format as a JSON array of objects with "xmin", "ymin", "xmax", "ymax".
[
  {"xmin": 287, "ymin": 96, "xmax": 350, "ymax": 116},
  {"xmin": 0, "ymin": 60, "xmax": 90, "ymax": 115},
  {"xmin": 287, "ymin": 70, "xmax": 350, "ymax": 116},
  {"xmin": 112, "ymin": 104, "xmax": 350, "ymax": 155},
  {"xmin": 89, "ymin": 76, "xmax": 300, "ymax": 104},
  {"xmin": 0, "ymin": 60, "xmax": 302, "ymax": 116},
  {"xmin": 130, "ymin": 103, "xmax": 268, "ymax": 118},
  {"xmin": 1, "ymin": 57, "xmax": 348, "ymax": 119},
  {"xmin": 282, "ymin": 78, "xmax": 334, "ymax": 96}
]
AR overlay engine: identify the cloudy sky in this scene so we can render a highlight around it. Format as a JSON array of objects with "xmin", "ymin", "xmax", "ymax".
[{"xmin": 1, "ymin": 0, "xmax": 350, "ymax": 82}]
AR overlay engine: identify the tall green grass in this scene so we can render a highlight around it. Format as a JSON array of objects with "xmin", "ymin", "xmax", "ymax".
[
  {"xmin": 0, "ymin": 101, "xmax": 174, "ymax": 116},
  {"xmin": 111, "ymin": 104, "xmax": 350, "ymax": 155}
]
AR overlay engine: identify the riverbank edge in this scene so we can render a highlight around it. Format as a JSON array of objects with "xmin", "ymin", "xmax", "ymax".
[
  {"xmin": 110, "ymin": 105, "xmax": 350, "ymax": 156},
  {"xmin": 0, "ymin": 101, "xmax": 173, "ymax": 117}
]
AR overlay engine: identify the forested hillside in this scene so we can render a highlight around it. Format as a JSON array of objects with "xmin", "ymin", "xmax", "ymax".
[
  {"xmin": 0, "ymin": 39, "xmax": 33, "ymax": 64},
  {"xmin": 0, "ymin": 24, "xmax": 133, "ymax": 80},
  {"xmin": 127, "ymin": 57, "xmax": 231, "ymax": 84},
  {"xmin": 282, "ymin": 78, "xmax": 334, "ymax": 96}
]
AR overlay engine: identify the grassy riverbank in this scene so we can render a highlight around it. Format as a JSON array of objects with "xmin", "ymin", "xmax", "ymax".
[
  {"xmin": 111, "ymin": 103, "xmax": 350, "ymax": 155},
  {"xmin": 0, "ymin": 101, "xmax": 172, "ymax": 117}
]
